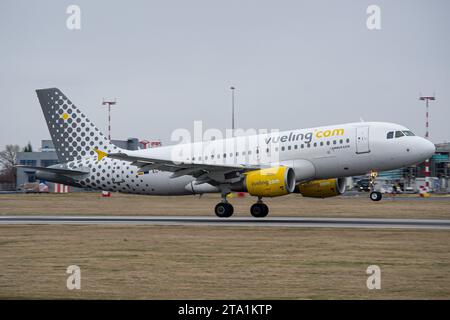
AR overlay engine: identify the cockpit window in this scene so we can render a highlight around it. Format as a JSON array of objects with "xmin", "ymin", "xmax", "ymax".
[{"xmin": 388, "ymin": 130, "xmax": 414, "ymax": 139}]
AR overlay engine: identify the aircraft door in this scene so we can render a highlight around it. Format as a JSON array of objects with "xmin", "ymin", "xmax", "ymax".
[{"xmin": 356, "ymin": 126, "xmax": 370, "ymax": 154}]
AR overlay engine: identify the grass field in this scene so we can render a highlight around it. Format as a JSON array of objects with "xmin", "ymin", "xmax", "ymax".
[
  {"xmin": 0, "ymin": 225, "xmax": 449, "ymax": 299},
  {"xmin": 0, "ymin": 193, "xmax": 449, "ymax": 299}
]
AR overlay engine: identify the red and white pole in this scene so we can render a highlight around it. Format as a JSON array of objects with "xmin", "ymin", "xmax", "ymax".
[
  {"xmin": 101, "ymin": 98, "xmax": 117, "ymax": 197},
  {"xmin": 108, "ymin": 104, "xmax": 111, "ymax": 141},
  {"xmin": 419, "ymin": 95, "xmax": 435, "ymax": 190},
  {"xmin": 425, "ymin": 99, "xmax": 430, "ymax": 189},
  {"xmin": 102, "ymin": 99, "xmax": 116, "ymax": 142}
]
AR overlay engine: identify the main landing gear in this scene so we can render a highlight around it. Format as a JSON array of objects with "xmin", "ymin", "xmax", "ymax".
[
  {"xmin": 214, "ymin": 192, "xmax": 234, "ymax": 218},
  {"xmin": 250, "ymin": 197, "xmax": 269, "ymax": 218},
  {"xmin": 214, "ymin": 194, "xmax": 269, "ymax": 218},
  {"xmin": 369, "ymin": 170, "xmax": 382, "ymax": 202},
  {"xmin": 214, "ymin": 202, "xmax": 234, "ymax": 218}
]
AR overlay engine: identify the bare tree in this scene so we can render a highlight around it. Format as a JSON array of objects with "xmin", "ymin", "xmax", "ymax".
[{"xmin": 0, "ymin": 144, "xmax": 20, "ymax": 187}]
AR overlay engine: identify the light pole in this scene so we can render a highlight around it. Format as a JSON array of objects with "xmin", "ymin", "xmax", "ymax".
[
  {"xmin": 101, "ymin": 98, "xmax": 117, "ymax": 198},
  {"xmin": 230, "ymin": 86, "xmax": 235, "ymax": 135},
  {"xmin": 419, "ymin": 95, "xmax": 436, "ymax": 190},
  {"xmin": 102, "ymin": 98, "xmax": 117, "ymax": 141}
]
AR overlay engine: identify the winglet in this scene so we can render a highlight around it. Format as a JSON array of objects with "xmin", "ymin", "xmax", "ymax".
[{"xmin": 94, "ymin": 148, "xmax": 108, "ymax": 161}]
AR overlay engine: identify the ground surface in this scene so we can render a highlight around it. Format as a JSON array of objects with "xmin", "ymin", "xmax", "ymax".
[
  {"xmin": 0, "ymin": 193, "xmax": 449, "ymax": 299},
  {"xmin": 1, "ymin": 192, "xmax": 450, "ymax": 218},
  {"xmin": 0, "ymin": 225, "xmax": 449, "ymax": 299}
]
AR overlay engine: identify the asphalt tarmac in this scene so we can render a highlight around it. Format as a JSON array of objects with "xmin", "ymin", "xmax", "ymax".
[{"xmin": 1, "ymin": 215, "xmax": 450, "ymax": 229}]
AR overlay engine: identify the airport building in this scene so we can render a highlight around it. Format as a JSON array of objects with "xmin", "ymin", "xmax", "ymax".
[
  {"xmin": 403, "ymin": 142, "xmax": 450, "ymax": 192},
  {"xmin": 353, "ymin": 142, "xmax": 450, "ymax": 193},
  {"xmin": 15, "ymin": 138, "xmax": 161, "ymax": 192}
]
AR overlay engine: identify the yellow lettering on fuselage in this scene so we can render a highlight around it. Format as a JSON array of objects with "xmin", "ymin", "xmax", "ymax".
[{"xmin": 315, "ymin": 128, "xmax": 344, "ymax": 139}]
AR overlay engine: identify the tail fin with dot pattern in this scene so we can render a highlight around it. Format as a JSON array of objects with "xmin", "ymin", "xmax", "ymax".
[{"xmin": 36, "ymin": 88, "xmax": 121, "ymax": 163}]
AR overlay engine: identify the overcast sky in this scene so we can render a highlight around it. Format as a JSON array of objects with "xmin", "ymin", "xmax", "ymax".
[{"xmin": 0, "ymin": 0, "xmax": 449, "ymax": 150}]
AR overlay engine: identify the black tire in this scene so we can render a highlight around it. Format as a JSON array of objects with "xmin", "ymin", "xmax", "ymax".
[
  {"xmin": 370, "ymin": 191, "xmax": 382, "ymax": 201},
  {"xmin": 215, "ymin": 202, "xmax": 234, "ymax": 218},
  {"xmin": 250, "ymin": 203, "xmax": 269, "ymax": 218}
]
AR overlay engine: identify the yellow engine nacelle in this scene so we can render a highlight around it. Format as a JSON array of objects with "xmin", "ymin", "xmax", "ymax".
[
  {"xmin": 297, "ymin": 178, "xmax": 346, "ymax": 198},
  {"xmin": 244, "ymin": 166, "xmax": 296, "ymax": 197}
]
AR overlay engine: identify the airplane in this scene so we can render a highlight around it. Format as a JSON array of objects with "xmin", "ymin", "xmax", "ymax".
[{"xmin": 17, "ymin": 88, "xmax": 435, "ymax": 218}]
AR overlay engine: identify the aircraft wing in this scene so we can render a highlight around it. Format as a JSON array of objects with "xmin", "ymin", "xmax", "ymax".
[
  {"xmin": 107, "ymin": 151, "xmax": 261, "ymax": 183},
  {"xmin": 15, "ymin": 165, "xmax": 89, "ymax": 176}
]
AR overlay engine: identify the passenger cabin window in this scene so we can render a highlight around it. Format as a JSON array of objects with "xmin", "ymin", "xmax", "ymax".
[
  {"xmin": 395, "ymin": 131, "xmax": 404, "ymax": 138},
  {"xmin": 387, "ymin": 131, "xmax": 394, "ymax": 139}
]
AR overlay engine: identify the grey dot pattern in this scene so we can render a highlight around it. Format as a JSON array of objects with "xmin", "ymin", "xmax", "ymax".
[
  {"xmin": 37, "ymin": 88, "xmax": 163, "ymax": 195},
  {"xmin": 39, "ymin": 88, "xmax": 119, "ymax": 162}
]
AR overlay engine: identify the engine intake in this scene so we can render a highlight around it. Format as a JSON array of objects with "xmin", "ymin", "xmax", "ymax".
[
  {"xmin": 243, "ymin": 166, "xmax": 296, "ymax": 197},
  {"xmin": 297, "ymin": 178, "xmax": 346, "ymax": 198}
]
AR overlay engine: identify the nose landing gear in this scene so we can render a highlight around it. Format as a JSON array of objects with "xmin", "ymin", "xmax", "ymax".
[
  {"xmin": 369, "ymin": 191, "xmax": 382, "ymax": 201},
  {"xmin": 369, "ymin": 170, "xmax": 382, "ymax": 201}
]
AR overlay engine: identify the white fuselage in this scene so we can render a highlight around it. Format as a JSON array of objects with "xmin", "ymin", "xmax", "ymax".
[{"xmin": 46, "ymin": 121, "xmax": 435, "ymax": 196}]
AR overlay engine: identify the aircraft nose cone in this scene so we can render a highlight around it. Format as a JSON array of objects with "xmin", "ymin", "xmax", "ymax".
[{"xmin": 419, "ymin": 138, "xmax": 435, "ymax": 159}]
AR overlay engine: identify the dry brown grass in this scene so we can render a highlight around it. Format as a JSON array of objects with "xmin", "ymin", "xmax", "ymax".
[
  {"xmin": 1, "ymin": 193, "xmax": 449, "ymax": 299},
  {"xmin": 0, "ymin": 225, "xmax": 449, "ymax": 299},
  {"xmin": 1, "ymin": 192, "xmax": 450, "ymax": 219}
]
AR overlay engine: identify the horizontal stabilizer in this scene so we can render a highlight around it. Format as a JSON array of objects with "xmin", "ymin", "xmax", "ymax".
[{"xmin": 15, "ymin": 165, "xmax": 88, "ymax": 176}]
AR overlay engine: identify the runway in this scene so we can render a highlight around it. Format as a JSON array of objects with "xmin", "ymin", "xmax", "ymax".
[{"xmin": 1, "ymin": 215, "xmax": 450, "ymax": 229}]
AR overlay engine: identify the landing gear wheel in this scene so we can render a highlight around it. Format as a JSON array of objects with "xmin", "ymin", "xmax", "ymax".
[
  {"xmin": 215, "ymin": 202, "xmax": 234, "ymax": 218},
  {"xmin": 370, "ymin": 191, "xmax": 382, "ymax": 201},
  {"xmin": 250, "ymin": 203, "xmax": 269, "ymax": 218}
]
